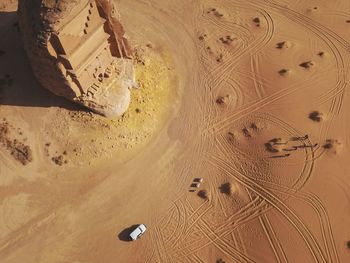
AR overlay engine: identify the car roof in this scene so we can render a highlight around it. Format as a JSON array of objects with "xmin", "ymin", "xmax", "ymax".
[
  {"xmin": 129, "ymin": 224, "xmax": 147, "ymax": 240},
  {"xmin": 129, "ymin": 228, "xmax": 142, "ymax": 239},
  {"xmin": 139, "ymin": 224, "xmax": 146, "ymax": 231}
]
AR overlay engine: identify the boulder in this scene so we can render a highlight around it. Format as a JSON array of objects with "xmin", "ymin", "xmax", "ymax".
[{"xmin": 18, "ymin": 0, "xmax": 136, "ymax": 117}]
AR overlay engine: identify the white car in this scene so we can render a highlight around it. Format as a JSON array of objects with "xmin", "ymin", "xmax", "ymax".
[{"xmin": 129, "ymin": 224, "xmax": 147, "ymax": 241}]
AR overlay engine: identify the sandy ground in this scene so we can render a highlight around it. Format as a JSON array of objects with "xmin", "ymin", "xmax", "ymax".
[{"xmin": 1, "ymin": 0, "xmax": 350, "ymax": 262}]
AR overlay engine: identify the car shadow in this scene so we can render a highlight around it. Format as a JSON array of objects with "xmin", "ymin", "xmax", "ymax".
[{"xmin": 118, "ymin": 224, "xmax": 140, "ymax": 242}]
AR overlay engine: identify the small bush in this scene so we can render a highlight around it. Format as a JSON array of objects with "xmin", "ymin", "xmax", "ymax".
[
  {"xmin": 197, "ymin": 190, "xmax": 208, "ymax": 200},
  {"xmin": 309, "ymin": 111, "xmax": 322, "ymax": 122},
  {"xmin": 219, "ymin": 182, "xmax": 232, "ymax": 195}
]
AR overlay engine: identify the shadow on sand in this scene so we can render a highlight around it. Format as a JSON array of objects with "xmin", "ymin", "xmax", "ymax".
[
  {"xmin": 0, "ymin": 10, "xmax": 87, "ymax": 112},
  {"xmin": 118, "ymin": 224, "xmax": 139, "ymax": 242}
]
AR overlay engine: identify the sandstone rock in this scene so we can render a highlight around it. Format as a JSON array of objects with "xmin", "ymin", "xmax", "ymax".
[
  {"xmin": 18, "ymin": 0, "xmax": 136, "ymax": 117},
  {"xmin": 0, "ymin": 0, "xmax": 17, "ymax": 10}
]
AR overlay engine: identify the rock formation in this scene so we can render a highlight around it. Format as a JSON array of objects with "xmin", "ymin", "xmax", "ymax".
[{"xmin": 18, "ymin": 0, "xmax": 136, "ymax": 117}]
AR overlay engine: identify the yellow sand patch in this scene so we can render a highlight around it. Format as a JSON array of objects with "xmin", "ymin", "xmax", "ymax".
[{"xmin": 47, "ymin": 48, "xmax": 176, "ymax": 166}]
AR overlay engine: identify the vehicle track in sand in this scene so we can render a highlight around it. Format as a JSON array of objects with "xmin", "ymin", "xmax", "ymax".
[
  {"xmin": 201, "ymin": 3, "xmax": 275, "ymax": 96},
  {"xmin": 254, "ymin": 114, "xmax": 316, "ymax": 188},
  {"xmin": 211, "ymin": 77, "xmax": 245, "ymax": 119},
  {"xmin": 209, "ymin": 153, "xmax": 329, "ymax": 263},
  {"xmin": 152, "ymin": 179, "xmax": 265, "ymax": 260},
  {"xmin": 255, "ymin": 181, "xmax": 340, "ymax": 263},
  {"xmin": 189, "ymin": 1, "xmax": 275, "ymax": 115},
  {"xmin": 212, "ymin": 112, "xmax": 339, "ymax": 262},
  {"xmin": 250, "ymin": 54, "xmax": 266, "ymax": 100},
  {"xmin": 244, "ymin": 179, "xmax": 289, "ymax": 263},
  {"xmin": 123, "ymin": 0, "xmax": 348, "ymax": 262},
  {"xmin": 173, "ymin": 197, "xmax": 268, "ymax": 257},
  {"xmin": 134, "ymin": 1, "xmax": 348, "ymax": 262},
  {"xmin": 180, "ymin": 200, "xmax": 258, "ymax": 263},
  {"xmin": 205, "ymin": 0, "xmax": 349, "ymax": 157},
  {"xmin": 252, "ymin": 0, "xmax": 349, "ymax": 143},
  {"xmin": 206, "ymin": 69, "xmax": 330, "ymax": 134},
  {"xmin": 206, "ymin": 112, "xmax": 324, "ymax": 261}
]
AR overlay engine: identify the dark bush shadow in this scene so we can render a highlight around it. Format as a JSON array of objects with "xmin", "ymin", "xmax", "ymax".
[
  {"xmin": 118, "ymin": 224, "xmax": 139, "ymax": 242},
  {"xmin": 219, "ymin": 182, "xmax": 231, "ymax": 195},
  {"xmin": 0, "ymin": 10, "xmax": 87, "ymax": 113}
]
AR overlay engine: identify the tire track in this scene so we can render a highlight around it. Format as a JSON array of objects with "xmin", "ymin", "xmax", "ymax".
[
  {"xmin": 180, "ymin": 200, "xmax": 257, "ymax": 263},
  {"xmin": 209, "ymin": 154, "xmax": 327, "ymax": 263},
  {"xmin": 246, "ymin": 189, "xmax": 289, "ymax": 263},
  {"xmin": 179, "ymin": 197, "xmax": 268, "ymax": 256},
  {"xmin": 253, "ymin": 0, "xmax": 348, "ymax": 143},
  {"xmin": 254, "ymin": 113, "xmax": 316, "ymax": 190},
  {"xmin": 209, "ymin": 112, "xmax": 334, "ymax": 262},
  {"xmin": 250, "ymin": 54, "xmax": 265, "ymax": 99},
  {"xmin": 253, "ymin": 180, "xmax": 340, "ymax": 263},
  {"xmin": 206, "ymin": 70, "xmax": 329, "ymax": 134},
  {"xmin": 197, "ymin": 1, "xmax": 275, "ymax": 97}
]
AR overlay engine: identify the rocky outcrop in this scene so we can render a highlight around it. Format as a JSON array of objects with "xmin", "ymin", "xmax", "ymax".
[
  {"xmin": 18, "ymin": 0, "xmax": 136, "ymax": 117},
  {"xmin": 0, "ymin": 0, "xmax": 17, "ymax": 10}
]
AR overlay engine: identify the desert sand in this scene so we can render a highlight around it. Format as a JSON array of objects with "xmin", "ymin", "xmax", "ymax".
[{"xmin": 1, "ymin": 0, "xmax": 350, "ymax": 262}]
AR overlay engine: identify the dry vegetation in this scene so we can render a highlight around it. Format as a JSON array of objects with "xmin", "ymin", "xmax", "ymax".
[
  {"xmin": 197, "ymin": 190, "xmax": 209, "ymax": 200},
  {"xmin": 278, "ymin": 68, "xmax": 289, "ymax": 76},
  {"xmin": 0, "ymin": 120, "xmax": 32, "ymax": 165},
  {"xmin": 299, "ymin": 61, "xmax": 314, "ymax": 69},
  {"xmin": 219, "ymin": 182, "xmax": 233, "ymax": 196},
  {"xmin": 309, "ymin": 111, "xmax": 323, "ymax": 122},
  {"xmin": 322, "ymin": 139, "xmax": 342, "ymax": 151}
]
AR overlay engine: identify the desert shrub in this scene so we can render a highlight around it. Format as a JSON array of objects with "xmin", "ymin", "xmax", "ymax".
[
  {"xmin": 309, "ymin": 111, "xmax": 322, "ymax": 122},
  {"xmin": 197, "ymin": 190, "xmax": 208, "ymax": 200},
  {"xmin": 219, "ymin": 182, "xmax": 232, "ymax": 195},
  {"xmin": 52, "ymin": 155, "xmax": 64, "ymax": 166},
  {"xmin": 299, "ymin": 61, "xmax": 314, "ymax": 69}
]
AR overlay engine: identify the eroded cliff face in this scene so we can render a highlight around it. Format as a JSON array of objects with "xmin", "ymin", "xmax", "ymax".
[{"xmin": 18, "ymin": 0, "xmax": 136, "ymax": 117}]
